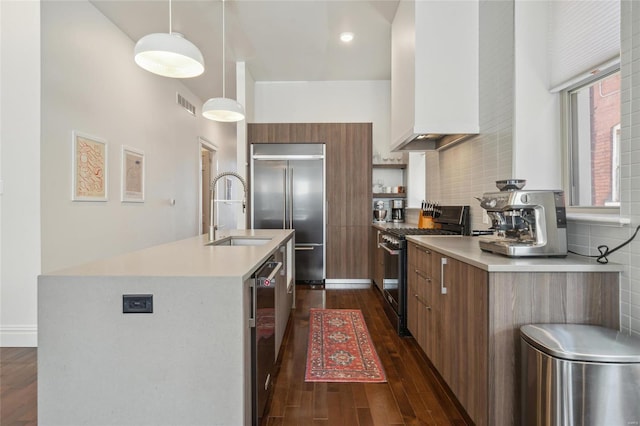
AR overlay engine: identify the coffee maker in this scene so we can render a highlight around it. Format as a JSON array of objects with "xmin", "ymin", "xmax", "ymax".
[
  {"xmin": 391, "ymin": 199, "xmax": 405, "ymax": 223},
  {"xmin": 477, "ymin": 180, "xmax": 567, "ymax": 257}
]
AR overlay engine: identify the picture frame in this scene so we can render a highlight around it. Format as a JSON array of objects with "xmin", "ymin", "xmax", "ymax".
[
  {"xmin": 121, "ymin": 146, "xmax": 145, "ymax": 202},
  {"xmin": 71, "ymin": 131, "xmax": 108, "ymax": 201}
]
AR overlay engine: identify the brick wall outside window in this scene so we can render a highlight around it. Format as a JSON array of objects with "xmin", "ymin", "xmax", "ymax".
[{"xmin": 590, "ymin": 73, "xmax": 620, "ymax": 206}]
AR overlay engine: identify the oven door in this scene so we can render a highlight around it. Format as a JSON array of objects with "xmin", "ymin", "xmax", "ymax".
[
  {"xmin": 380, "ymin": 241, "xmax": 400, "ymax": 312},
  {"xmin": 379, "ymin": 237, "xmax": 409, "ymax": 336}
]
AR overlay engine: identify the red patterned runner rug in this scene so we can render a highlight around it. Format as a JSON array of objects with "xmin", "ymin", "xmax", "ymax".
[{"xmin": 305, "ymin": 308, "xmax": 387, "ymax": 383}]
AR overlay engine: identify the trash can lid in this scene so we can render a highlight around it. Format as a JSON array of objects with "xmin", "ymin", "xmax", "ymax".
[{"xmin": 520, "ymin": 324, "xmax": 640, "ymax": 363}]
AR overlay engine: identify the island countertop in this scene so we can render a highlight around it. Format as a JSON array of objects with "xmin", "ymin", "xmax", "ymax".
[
  {"xmin": 406, "ymin": 235, "xmax": 624, "ymax": 273},
  {"xmin": 45, "ymin": 229, "xmax": 294, "ymax": 280}
]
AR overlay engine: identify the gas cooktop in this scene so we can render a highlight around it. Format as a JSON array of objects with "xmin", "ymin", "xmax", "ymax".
[{"xmin": 381, "ymin": 205, "xmax": 470, "ymax": 238}]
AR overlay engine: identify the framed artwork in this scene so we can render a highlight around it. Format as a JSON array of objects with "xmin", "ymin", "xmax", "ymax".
[
  {"xmin": 72, "ymin": 131, "xmax": 108, "ymax": 201},
  {"xmin": 121, "ymin": 146, "xmax": 145, "ymax": 202}
]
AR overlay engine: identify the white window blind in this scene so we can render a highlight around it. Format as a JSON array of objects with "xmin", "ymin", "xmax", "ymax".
[{"xmin": 548, "ymin": 0, "xmax": 620, "ymax": 91}]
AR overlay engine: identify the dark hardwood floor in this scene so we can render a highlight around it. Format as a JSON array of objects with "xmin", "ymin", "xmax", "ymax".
[
  {"xmin": 0, "ymin": 286, "xmax": 468, "ymax": 426},
  {"xmin": 264, "ymin": 286, "xmax": 469, "ymax": 425},
  {"xmin": 0, "ymin": 346, "xmax": 37, "ymax": 426}
]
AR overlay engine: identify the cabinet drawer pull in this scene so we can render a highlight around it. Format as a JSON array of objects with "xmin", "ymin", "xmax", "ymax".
[
  {"xmin": 412, "ymin": 244, "xmax": 431, "ymax": 254},
  {"xmin": 440, "ymin": 257, "xmax": 448, "ymax": 295}
]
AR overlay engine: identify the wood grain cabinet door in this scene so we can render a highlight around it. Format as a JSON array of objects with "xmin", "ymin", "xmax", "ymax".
[{"xmin": 440, "ymin": 255, "xmax": 489, "ymax": 426}]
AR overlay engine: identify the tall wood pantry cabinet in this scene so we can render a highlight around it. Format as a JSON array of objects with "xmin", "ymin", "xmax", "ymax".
[{"xmin": 248, "ymin": 123, "xmax": 372, "ymax": 280}]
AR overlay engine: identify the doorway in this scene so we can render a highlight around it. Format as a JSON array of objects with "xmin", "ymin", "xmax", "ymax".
[{"xmin": 199, "ymin": 137, "xmax": 218, "ymax": 235}]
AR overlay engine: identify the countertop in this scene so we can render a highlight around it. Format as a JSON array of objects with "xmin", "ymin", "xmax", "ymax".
[
  {"xmin": 45, "ymin": 229, "xmax": 294, "ymax": 279},
  {"xmin": 406, "ymin": 235, "xmax": 624, "ymax": 273}
]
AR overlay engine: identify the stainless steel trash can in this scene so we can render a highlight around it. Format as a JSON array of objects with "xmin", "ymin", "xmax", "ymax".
[{"xmin": 521, "ymin": 324, "xmax": 640, "ymax": 426}]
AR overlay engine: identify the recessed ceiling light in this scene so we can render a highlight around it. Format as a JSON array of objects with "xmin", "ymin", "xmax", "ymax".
[{"xmin": 340, "ymin": 32, "xmax": 354, "ymax": 43}]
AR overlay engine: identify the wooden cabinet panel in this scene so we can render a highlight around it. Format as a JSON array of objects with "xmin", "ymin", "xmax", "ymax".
[
  {"xmin": 487, "ymin": 271, "xmax": 619, "ymax": 426},
  {"xmin": 407, "ymin": 243, "xmax": 439, "ymax": 365},
  {"xmin": 326, "ymin": 225, "xmax": 370, "ymax": 279},
  {"xmin": 248, "ymin": 123, "xmax": 372, "ymax": 280},
  {"xmin": 440, "ymin": 256, "xmax": 488, "ymax": 425}
]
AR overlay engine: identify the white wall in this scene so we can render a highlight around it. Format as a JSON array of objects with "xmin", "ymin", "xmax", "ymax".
[
  {"xmin": 512, "ymin": 0, "xmax": 562, "ymax": 189},
  {"xmin": 1, "ymin": 0, "xmax": 238, "ymax": 347},
  {"xmin": 0, "ymin": 0, "xmax": 42, "ymax": 347},
  {"xmin": 41, "ymin": 0, "xmax": 236, "ymax": 275},
  {"xmin": 253, "ymin": 80, "xmax": 391, "ymax": 157}
]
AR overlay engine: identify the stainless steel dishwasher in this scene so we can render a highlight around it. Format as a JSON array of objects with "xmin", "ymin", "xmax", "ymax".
[
  {"xmin": 250, "ymin": 256, "xmax": 282, "ymax": 426},
  {"xmin": 521, "ymin": 323, "xmax": 640, "ymax": 426}
]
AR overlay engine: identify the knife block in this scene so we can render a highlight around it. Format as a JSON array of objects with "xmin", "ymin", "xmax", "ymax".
[{"xmin": 418, "ymin": 215, "xmax": 436, "ymax": 229}]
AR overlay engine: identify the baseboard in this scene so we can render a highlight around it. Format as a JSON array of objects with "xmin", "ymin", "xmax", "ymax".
[
  {"xmin": 1, "ymin": 325, "xmax": 38, "ymax": 347},
  {"xmin": 324, "ymin": 279, "xmax": 372, "ymax": 290}
]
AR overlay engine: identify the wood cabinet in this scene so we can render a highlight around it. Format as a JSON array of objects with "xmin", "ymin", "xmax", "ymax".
[
  {"xmin": 248, "ymin": 123, "xmax": 372, "ymax": 280},
  {"xmin": 407, "ymin": 242, "xmax": 488, "ymax": 422},
  {"xmin": 407, "ymin": 242, "xmax": 619, "ymax": 426}
]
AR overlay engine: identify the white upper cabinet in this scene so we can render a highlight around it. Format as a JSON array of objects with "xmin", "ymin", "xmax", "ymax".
[{"xmin": 391, "ymin": 0, "xmax": 479, "ymax": 151}]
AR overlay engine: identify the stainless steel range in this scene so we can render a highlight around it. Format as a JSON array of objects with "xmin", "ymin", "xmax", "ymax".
[{"xmin": 377, "ymin": 206, "xmax": 470, "ymax": 336}]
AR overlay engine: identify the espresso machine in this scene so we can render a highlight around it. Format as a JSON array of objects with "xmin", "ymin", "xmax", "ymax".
[
  {"xmin": 391, "ymin": 199, "xmax": 405, "ymax": 223},
  {"xmin": 477, "ymin": 180, "xmax": 567, "ymax": 257}
]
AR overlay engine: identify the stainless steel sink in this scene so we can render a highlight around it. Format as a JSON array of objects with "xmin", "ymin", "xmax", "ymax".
[{"xmin": 207, "ymin": 236, "xmax": 272, "ymax": 246}]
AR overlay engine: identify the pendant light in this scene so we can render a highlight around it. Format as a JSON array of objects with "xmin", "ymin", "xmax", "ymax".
[
  {"xmin": 134, "ymin": 0, "xmax": 205, "ymax": 78},
  {"xmin": 202, "ymin": 0, "xmax": 245, "ymax": 122}
]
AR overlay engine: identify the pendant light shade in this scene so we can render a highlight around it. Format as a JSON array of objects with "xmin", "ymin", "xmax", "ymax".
[
  {"xmin": 134, "ymin": 0, "xmax": 204, "ymax": 78},
  {"xmin": 202, "ymin": 97, "xmax": 245, "ymax": 122},
  {"xmin": 134, "ymin": 33, "xmax": 205, "ymax": 78},
  {"xmin": 202, "ymin": 0, "xmax": 245, "ymax": 122}
]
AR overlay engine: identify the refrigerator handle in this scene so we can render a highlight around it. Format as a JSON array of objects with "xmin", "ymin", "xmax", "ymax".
[
  {"xmin": 290, "ymin": 167, "xmax": 294, "ymax": 229},
  {"xmin": 282, "ymin": 168, "xmax": 287, "ymax": 229},
  {"xmin": 326, "ymin": 201, "xmax": 328, "ymax": 226}
]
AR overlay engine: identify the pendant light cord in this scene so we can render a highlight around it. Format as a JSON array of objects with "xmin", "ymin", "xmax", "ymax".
[
  {"xmin": 221, "ymin": 0, "xmax": 226, "ymax": 98},
  {"xmin": 169, "ymin": 0, "xmax": 173, "ymax": 34}
]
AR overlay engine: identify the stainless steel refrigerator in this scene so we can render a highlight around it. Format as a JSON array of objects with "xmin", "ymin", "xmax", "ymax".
[{"xmin": 250, "ymin": 143, "xmax": 325, "ymax": 283}]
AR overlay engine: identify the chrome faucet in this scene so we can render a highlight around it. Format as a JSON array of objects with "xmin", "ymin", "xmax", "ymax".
[{"xmin": 209, "ymin": 171, "xmax": 247, "ymax": 242}]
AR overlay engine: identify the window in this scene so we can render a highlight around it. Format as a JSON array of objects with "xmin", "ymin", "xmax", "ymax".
[{"xmin": 566, "ymin": 70, "xmax": 621, "ymax": 209}]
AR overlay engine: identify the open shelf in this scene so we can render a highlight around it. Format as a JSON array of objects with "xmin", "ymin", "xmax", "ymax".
[
  {"xmin": 373, "ymin": 193, "xmax": 407, "ymax": 198},
  {"xmin": 372, "ymin": 163, "xmax": 407, "ymax": 169}
]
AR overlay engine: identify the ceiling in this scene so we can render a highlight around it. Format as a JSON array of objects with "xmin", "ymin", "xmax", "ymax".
[{"xmin": 91, "ymin": 0, "xmax": 399, "ymax": 101}]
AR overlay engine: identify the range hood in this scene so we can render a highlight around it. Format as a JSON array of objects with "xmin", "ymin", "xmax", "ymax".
[
  {"xmin": 390, "ymin": 0, "xmax": 479, "ymax": 152},
  {"xmin": 393, "ymin": 132, "xmax": 476, "ymax": 152}
]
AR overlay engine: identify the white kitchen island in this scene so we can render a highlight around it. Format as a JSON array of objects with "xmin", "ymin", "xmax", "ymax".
[{"xmin": 38, "ymin": 229, "xmax": 294, "ymax": 426}]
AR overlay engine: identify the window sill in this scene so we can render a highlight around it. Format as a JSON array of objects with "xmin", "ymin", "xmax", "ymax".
[{"xmin": 566, "ymin": 212, "xmax": 631, "ymax": 226}]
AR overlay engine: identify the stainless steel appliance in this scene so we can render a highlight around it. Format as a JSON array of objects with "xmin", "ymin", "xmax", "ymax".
[
  {"xmin": 377, "ymin": 205, "xmax": 470, "ymax": 336},
  {"xmin": 521, "ymin": 324, "xmax": 640, "ymax": 426},
  {"xmin": 373, "ymin": 200, "xmax": 387, "ymax": 223},
  {"xmin": 391, "ymin": 199, "xmax": 405, "ymax": 223},
  {"xmin": 477, "ymin": 180, "xmax": 567, "ymax": 257},
  {"xmin": 250, "ymin": 256, "xmax": 282, "ymax": 426},
  {"xmin": 251, "ymin": 144, "xmax": 326, "ymax": 283}
]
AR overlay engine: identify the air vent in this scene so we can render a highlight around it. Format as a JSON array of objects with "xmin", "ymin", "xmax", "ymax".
[{"xmin": 176, "ymin": 93, "xmax": 196, "ymax": 116}]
